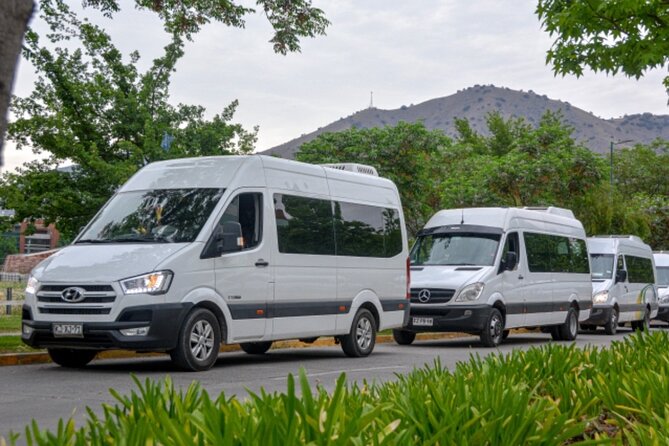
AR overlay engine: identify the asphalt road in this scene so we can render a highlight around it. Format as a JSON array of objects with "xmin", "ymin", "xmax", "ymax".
[{"xmin": 0, "ymin": 327, "xmax": 663, "ymax": 439}]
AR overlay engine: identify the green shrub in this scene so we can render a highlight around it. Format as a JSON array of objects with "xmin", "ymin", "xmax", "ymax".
[{"xmin": 11, "ymin": 332, "xmax": 669, "ymax": 445}]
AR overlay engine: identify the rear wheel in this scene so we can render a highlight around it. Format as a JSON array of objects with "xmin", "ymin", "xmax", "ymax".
[
  {"xmin": 480, "ymin": 308, "xmax": 504, "ymax": 347},
  {"xmin": 502, "ymin": 330, "xmax": 510, "ymax": 340},
  {"xmin": 48, "ymin": 348, "xmax": 97, "ymax": 368},
  {"xmin": 557, "ymin": 307, "xmax": 579, "ymax": 341},
  {"xmin": 632, "ymin": 308, "xmax": 650, "ymax": 332},
  {"xmin": 341, "ymin": 308, "xmax": 376, "ymax": 357},
  {"xmin": 392, "ymin": 329, "xmax": 416, "ymax": 345},
  {"xmin": 604, "ymin": 308, "xmax": 619, "ymax": 335},
  {"xmin": 170, "ymin": 308, "xmax": 221, "ymax": 371},
  {"xmin": 240, "ymin": 341, "xmax": 272, "ymax": 355}
]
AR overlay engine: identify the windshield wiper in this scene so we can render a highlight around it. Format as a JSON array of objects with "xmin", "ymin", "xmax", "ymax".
[
  {"xmin": 75, "ymin": 239, "xmax": 115, "ymax": 244},
  {"xmin": 76, "ymin": 237, "xmax": 170, "ymax": 244}
]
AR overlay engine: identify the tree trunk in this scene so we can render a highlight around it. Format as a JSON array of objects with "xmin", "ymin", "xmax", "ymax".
[{"xmin": 0, "ymin": 0, "xmax": 34, "ymax": 167}]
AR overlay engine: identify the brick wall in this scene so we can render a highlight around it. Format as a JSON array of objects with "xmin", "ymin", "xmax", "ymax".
[{"xmin": 2, "ymin": 249, "xmax": 59, "ymax": 274}]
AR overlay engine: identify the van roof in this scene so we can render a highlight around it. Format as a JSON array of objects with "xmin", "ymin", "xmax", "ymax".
[
  {"xmin": 424, "ymin": 207, "xmax": 585, "ymax": 238},
  {"xmin": 587, "ymin": 235, "xmax": 653, "ymax": 256}
]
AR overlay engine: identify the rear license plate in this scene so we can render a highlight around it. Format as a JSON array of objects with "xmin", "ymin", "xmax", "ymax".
[
  {"xmin": 412, "ymin": 317, "xmax": 433, "ymax": 327},
  {"xmin": 53, "ymin": 323, "xmax": 83, "ymax": 338}
]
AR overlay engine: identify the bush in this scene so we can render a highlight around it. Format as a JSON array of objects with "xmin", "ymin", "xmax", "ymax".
[{"xmin": 11, "ymin": 332, "xmax": 669, "ymax": 445}]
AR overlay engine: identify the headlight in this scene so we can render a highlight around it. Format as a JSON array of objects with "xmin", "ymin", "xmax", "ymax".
[
  {"xmin": 593, "ymin": 290, "xmax": 609, "ymax": 304},
  {"xmin": 26, "ymin": 276, "xmax": 40, "ymax": 294},
  {"xmin": 455, "ymin": 282, "xmax": 484, "ymax": 302},
  {"xmin": 120, "ymin": 271, "xmax": 173, "ymax": 295}
]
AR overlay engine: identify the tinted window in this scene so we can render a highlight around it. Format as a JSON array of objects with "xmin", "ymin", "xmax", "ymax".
[
  {"xmin": 625, "ymin": 255, "xmax": 655, "ymax": 284},
  {"xmin": 274, "ymin": 194, "xmax": 335, "ymax": 255},
  {"xmin": 411, "ymin": 233, "xmax": 500, "ymax": 266},
  {"xmin": 524, "ymin": 232, "xmax": 590, "ymax": 274},
  {"xmin": 334, "ymin": 202, "xmax": 402, "ymax": 258}
]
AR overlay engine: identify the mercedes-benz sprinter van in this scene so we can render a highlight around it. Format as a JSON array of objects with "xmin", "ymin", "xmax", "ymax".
[
  {"xmin": 653, "ymin": 252, "xmax": 668, "ymax": 322},
  {"xmin": 394, "ymin": 207, "xmax": 592, "ymax": 347},
  {"xmin": 583, "ymin": 236, "xmax": 658, "ymax": 334},
  {"xmin": 22, "ymin": 156, "xmax": 410, "ymax": 371}
]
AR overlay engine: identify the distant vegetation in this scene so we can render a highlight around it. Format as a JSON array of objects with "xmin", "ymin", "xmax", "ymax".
[{"xmin": 298, "ymin": 112, "xmax": 669, "ymax": 249}]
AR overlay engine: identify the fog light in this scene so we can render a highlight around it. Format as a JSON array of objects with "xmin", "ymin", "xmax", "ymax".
[
  {"xmin": 120, "ymin": 326, "xmax": 150, "ymax": 336},
  {"xmin": 22, "ymin": 324, "xmax": 33, "ymax": 336},
  {"xmin": 464, "ymin": 310, "xmax": 472, "ymax": 316}
]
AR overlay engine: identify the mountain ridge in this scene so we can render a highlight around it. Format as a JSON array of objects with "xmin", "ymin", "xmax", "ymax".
[{"xmin": 261, "ymin": 85, "xmax": 669, "ymax": 158}]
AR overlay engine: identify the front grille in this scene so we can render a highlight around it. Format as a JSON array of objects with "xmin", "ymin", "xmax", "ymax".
[
  {"xmin": 36, "ymin": 283, "xmax": 117, "ymax": 306},
  {"xmin": 40, "ymin": 285, "xmax": 114, "ymax": 292},
  {"xmin": 38, "ymin": 308, "xmax": 111, "ymax": 315},
  {"xmin": 37, "ymin": 295, "xmax": 115, "ymax": 303},
  {"xmin": 410, "ymin": 288, "xmax": 455, "ymax": 304}
]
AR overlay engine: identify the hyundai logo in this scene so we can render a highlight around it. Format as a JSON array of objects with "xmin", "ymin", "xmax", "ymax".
[
  {"xmin": 418, "ymin": 289, "xmax": 431, "ymax": 303},
  {"xmin": 61, "ymin": 287, "xmax": 86, "ymax": 303}
]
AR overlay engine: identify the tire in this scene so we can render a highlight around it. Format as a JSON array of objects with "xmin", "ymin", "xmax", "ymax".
[
  {"xmin": 557, "ymin": 307, "xmax": 579, "ymax": 341},
  {"xmin": 48, "ymin": 348, "xmax": 97, "ymax": 368},
  {"xmin": 170, "ymin": 308, "xmax": 221, "ymax": 371},
  {"xmin": 240, "ymin": 341, "xmax": 272, "ymax": 355},
  {"xmin": 632, "ymin": 308, "xmax": 650, "ymax": 332},
  {"xmin": 549, "ymin": 326, "xmax": 562, "ymax": 341},
  {"xmin": 341, "ymin": 308, "xmax": 376, "ymax": 357},
  {"xmin": 480, "ymin": 308, "xmax": 504, "ymax": 347},
  {"xmin": 502, "ymin": 330, "xmax": 510, "ymax": 340},
  {"xmin": 604, "ymin": 308, "xmax": 619, "ymax": 335},
  {"xmin": 392, "ymin": 329, "xmax": 416, "ymax": 345}
]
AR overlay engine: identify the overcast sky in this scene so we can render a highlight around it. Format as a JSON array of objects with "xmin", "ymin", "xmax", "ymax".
[{"xmin": 3, "ymin": 0, "xmax": 667, "ymax": 173}]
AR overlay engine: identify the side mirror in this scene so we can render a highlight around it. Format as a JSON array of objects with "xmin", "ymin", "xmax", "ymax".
[
  {"xmin": 215, "ymin": 222, "xmax": 244, "ymax": 253},
  {"xmin": 502, "ymin": 251, "xmax": 518, "ymax": 271},
  {"xmin": 615, "ymin": 269, "xmax": 627, "ymax": 283}
]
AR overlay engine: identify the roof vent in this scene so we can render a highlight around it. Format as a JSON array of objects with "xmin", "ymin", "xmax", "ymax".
[
  {"xmin": 521, "ymin": 206, "xmax": 575, "ymax": 218},
  {"xmin": 322, "ymin": 163, "xmax": 379, "ymax": 176}
]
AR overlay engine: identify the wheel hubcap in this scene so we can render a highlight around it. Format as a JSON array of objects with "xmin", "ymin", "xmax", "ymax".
[
  {"xmin": 490, "ymin": 315, "xmax": 502, "ymax": 341},
  {"xmin": 356, "ymin": 317, "xmax": 373, "ymax": 350},
  {"xmin": 190, "ymin": 320, "xmax": 215, "ymax": 361},
  {"xmin": 611, "ymin": 311, "xmax": 618, "ymax": 327},
  {"xmin": 569, "ymin": 312, "xmax": 577, "ymax": 335}
]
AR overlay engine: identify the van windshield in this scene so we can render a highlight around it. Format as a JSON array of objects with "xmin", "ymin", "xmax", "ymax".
[
  {"xmin": 411, "ymin": 233, "xmax": 500, "ymax": 266},
  {"xmin": 590, "ymin": 254, "xmax": 614, "ymax": 279},
  {"xmin": 658, "ymin": 267, "xmax": 669, "ymax": 287},
  {"xmin": 77, "ymin": 188, "xmax": 225, "ymax": 244}
]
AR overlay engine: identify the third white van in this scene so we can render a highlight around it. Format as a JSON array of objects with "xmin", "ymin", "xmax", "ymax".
[{"xmin": 653, "ymin": 251, "xmax": 669, "ymax": 322}]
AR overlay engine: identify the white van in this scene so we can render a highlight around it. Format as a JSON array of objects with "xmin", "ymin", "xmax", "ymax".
[
  {"xmin": 654, "ymin": 252, "xmax": 669, "ymax": 322},
  {"xmin": 22, "ymin": 156, "xmax": 409, "ymax": 371},
  {"xmin": 393, "ymin": 207, "xmax": 592, "ymax": 347},
  {"xmin": 583, "ymin": 236, "xmax": 658, "ymax": 334}
]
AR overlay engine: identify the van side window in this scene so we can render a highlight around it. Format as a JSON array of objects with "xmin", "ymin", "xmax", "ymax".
[
  {"xmin": 524, "ymin": 232, "xmax": 590, "ymax": 274},
  {"xmin": 625, "ymin": 255, "xmax": 655, "ymax": 283},
  {"xmin": 333, "ymin": 202, "xmax": 402, "ymax": 258},
  {"xmin": 274, "ymin": 194, "xmax": 335, "ymax": 255},
  {"xmin": 202, "ymin": 193, "xmax": 263, "ymax": 258},
  {"xmin": 498, "ymin": 232, "xmax": 519, "ymax": 273}
]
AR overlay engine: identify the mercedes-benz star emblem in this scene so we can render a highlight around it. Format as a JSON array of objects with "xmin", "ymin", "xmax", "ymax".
[
  {"xmin": 61, "ymin": 287, "xmax": 86, "ymax": 303},
  {"xmin": 418, "ymin": 289, "xmax": 431, "ymax": 303}
]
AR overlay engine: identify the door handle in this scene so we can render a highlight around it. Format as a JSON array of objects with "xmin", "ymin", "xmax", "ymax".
[
  {"xmin": 518, "ymin": 274, "xmax": 524, "ymax": 280},
  {"xmin": 255, "ymin": 259, "xmax": 269, "ymax": 267}
]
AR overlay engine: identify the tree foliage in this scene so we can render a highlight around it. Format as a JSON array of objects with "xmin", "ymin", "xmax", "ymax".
[
  {"xmin": 537, "ymin": 0, "xmax": 669, "ymax": 94},
  {"xmin": 0, "ymin": 4, "xmax": 257, "ymax": 238}
]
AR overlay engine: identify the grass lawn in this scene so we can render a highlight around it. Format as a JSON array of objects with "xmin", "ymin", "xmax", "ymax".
[
  {"xmin": 0, "ymin": 335, "xmax": 36, "ymax": 353},
  {"xmin": 0, "ymin": 281, "xmax": 25, "ymax": 301},
  {"xmin": 0, "ymin": 314, "xmax": 21, "ymax": 333}
]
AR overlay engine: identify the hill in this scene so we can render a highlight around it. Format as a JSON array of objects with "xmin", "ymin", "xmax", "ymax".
[{"xmin": 262, "ymin": 85, "xmax": 669, "ymax": 158}]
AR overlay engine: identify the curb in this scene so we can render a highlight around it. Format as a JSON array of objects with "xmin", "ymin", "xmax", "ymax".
[{"xmin": 0, "ymin": 332, "xmax": 467, "ymax": 367}]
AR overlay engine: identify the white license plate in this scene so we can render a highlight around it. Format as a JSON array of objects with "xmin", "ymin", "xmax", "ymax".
[
  {"xmin": 53, "ymin": 323, "xmax": 83, "ymax": 338},
  {"xmin": 412, "ymin": 317, "xmax": 433, "ymax": 327}
]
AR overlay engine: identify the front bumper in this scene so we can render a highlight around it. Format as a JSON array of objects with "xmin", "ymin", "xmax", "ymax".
[
  {"xmin": 583, "ymin": 305, "xmax": 613, "ymax": 326},
  {"xmin": 406, "ymin": 305, "xmax": 493, "ymax": 333},
  {"xmin": 21, "ymin": 303, "xmax": 193, "ymax": 351},
  {"xmin": 656, "ymin": 305, "xmax": 669, "ymax": 322}
]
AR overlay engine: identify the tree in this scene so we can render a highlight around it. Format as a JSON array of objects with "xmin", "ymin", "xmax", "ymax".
[
  {"xmin": 0, "ymin": 4, "xmax": 257, "ymax": 238},
  {"xmin": 297, "ymin": 122, "xmax": 452, "ymax": 236},
  {"xmin": 536, "ymin": 0, "xmax": 669, "ymax": 95},
  {"xmin": 0, "ymin": 0, "xmax": 330, "ymax": 165}
]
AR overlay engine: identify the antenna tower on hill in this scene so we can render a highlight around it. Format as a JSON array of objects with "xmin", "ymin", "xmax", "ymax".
[{"xmin": 368, "ymin": 91, "xmax": 374, "ymax": 109}]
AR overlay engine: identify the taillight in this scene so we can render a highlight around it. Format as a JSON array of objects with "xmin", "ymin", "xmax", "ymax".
[{"xmin": 406, "ymin": 256, "xmax": 411, "ymax": 299}]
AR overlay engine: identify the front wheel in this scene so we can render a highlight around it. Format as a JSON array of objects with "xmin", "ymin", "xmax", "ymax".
[
  {"xmin": 48, "ymin": 348, "xmax": 97, "ymax": 368},
  {"xmin": 240, "ymin": 341, "xmax": 272, "ymax": 355},
  {"xmin": 341, "ymin": 309, "xmax": 376, "ymax": 357},
  {"xmin": 604, "ymin": 308, "xmax": 619, "ymax": 335},
  {"xmin": 557, "ymin": 307, "xmax": 579, "ymax": 341},
  {"xmin": 392, "ymin": 329, "xmax": 416, "ymax": 345},
  {"xmin": 170, "ymin": 308, "xmax": 221, "ymax": 371},
  {"xmin": 480, "ymin": 308, "xmax": 504, "ymax": 347}
]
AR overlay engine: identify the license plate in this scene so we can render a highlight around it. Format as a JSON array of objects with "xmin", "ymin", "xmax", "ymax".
[
  {"xmin": 53, "ymin": 323, "xmax": 83, "ymax": 338},
  {"xmin": 412, "ymin": 317, "xmax": 433, "ymax": 327}
]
